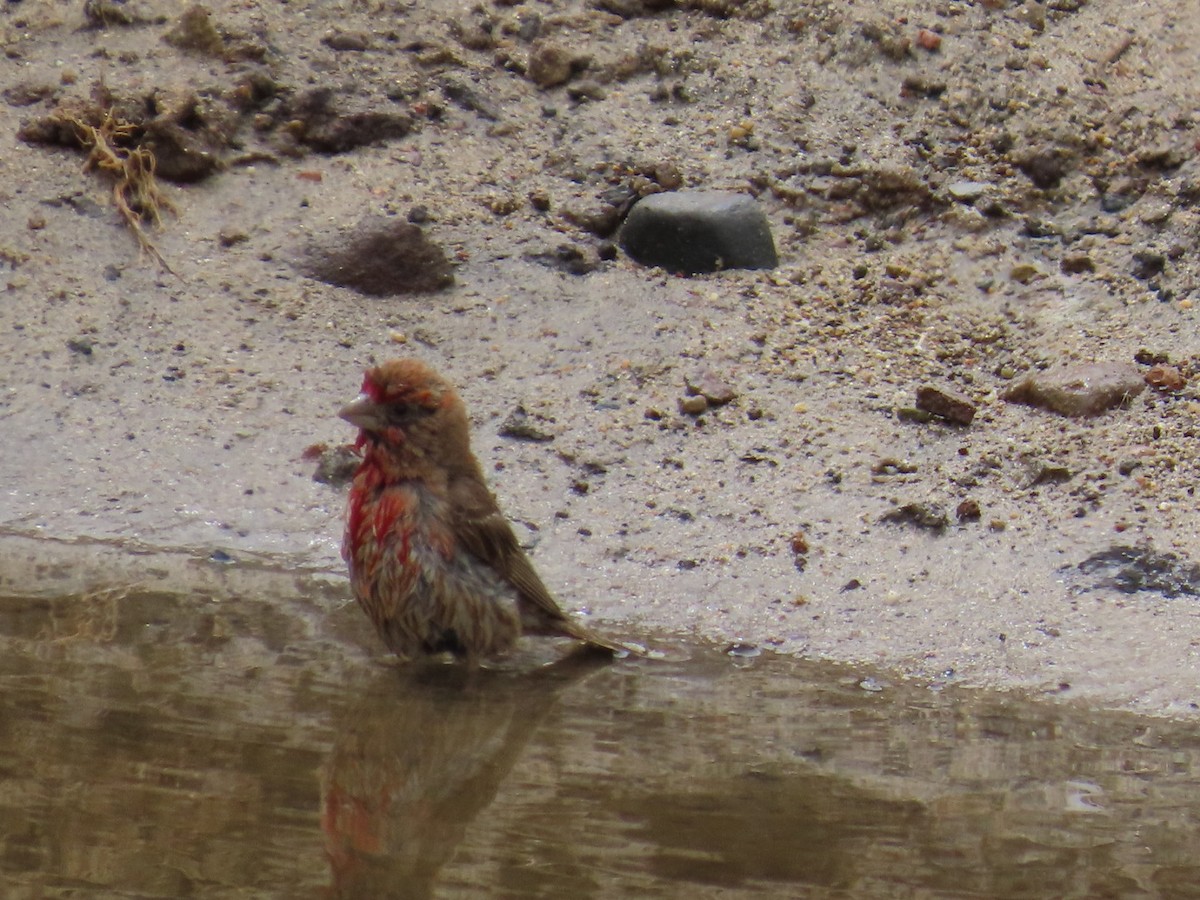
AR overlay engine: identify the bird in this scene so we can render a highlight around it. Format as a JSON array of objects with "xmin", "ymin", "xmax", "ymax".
[{"xmin": 338, "ymin": 358, "xmax": 625, "ymax": 663}]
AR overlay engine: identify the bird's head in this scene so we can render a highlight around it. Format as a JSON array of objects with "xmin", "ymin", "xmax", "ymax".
[{"xmin": 339, "ymin": 359, "xmax": 468, "ymax": 460}]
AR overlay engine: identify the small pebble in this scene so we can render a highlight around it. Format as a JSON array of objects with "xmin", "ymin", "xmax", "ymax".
[
  {"xmin": 915, "ymin": 384, "xmax": 976, "ymax": 425},
  {"xmin": 916, "ymin": 28, "xmax": 942, "ymax": 51},
  {"xmin": 947, "ymin": 180, "xmax": 987, "ymax": 203},
  {"xmin": 1002, "ymin": 362, "xmax": 1146, "ymax": 416},
  {"xmin": 956, "ymin": 498, "xmax": 982, "ymax": 522},
  {"xmin": 685, "ymin": 370, "xmax": 737, "ymax": 406},
  {"xmin": 1145, "ymin": 364, "xmax": 1185, "ymax": 392}
]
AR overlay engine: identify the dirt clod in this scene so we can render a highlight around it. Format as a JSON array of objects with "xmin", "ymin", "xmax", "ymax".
[{"xmin": 302, "ymin": 219, "xmax": 454, "ymax": 296}]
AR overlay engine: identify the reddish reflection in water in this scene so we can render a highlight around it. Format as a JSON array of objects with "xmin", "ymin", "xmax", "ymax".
[{"xmin": 1, "ymin": 583, "xmax": 1200, "ymax": 898}]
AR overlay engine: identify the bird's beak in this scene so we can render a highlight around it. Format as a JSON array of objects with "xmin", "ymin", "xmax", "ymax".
[{"xmin": 339, "ymin": 393, "xmax": 385, "ymax": 431}]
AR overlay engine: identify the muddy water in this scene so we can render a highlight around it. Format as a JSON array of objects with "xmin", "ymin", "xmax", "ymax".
[{"xmin": 3, "ymin": 579, "xmax": 1200, "ymax": 899}]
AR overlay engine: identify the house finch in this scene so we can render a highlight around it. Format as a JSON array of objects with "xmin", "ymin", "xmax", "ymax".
[{"xmin": 339, "ymin": 358, "xmax": 624, "ymax": 663}]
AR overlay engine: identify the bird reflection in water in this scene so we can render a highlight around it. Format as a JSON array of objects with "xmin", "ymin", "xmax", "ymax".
[{"xmin": 321, "ymin": 651, "xmax": 610, "ymax": 899}]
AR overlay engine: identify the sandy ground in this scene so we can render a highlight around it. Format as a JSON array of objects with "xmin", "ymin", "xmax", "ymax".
[{"xmin": 3, "ymin": 0, "xmax": 1200, "ymax": 714}]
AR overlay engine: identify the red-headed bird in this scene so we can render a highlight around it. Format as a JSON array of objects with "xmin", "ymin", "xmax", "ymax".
[{"xmin": 339, "ymin": 358, "xmax": 623, "ymax": 663}]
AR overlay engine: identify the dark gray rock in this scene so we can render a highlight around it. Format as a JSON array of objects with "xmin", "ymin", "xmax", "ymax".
[{"xmin": 619, "ymin": 191, "xmax": 778, "ymax": 274}]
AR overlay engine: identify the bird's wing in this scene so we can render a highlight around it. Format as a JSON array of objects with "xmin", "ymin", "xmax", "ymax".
[{"xmin": 449, "ymin": 476, "xmax": 566, "ymax": 621}]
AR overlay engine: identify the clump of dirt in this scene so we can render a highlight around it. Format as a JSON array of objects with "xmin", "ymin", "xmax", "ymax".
[
  {"xmin": 20, "ymin": 88, "xmax": 179, "ymax": 269},
  {"xmin": 275, "ymin": 88, "xmax": 414, "ymax": 155},
  {"xmin": 302, "ymin": 218, "xmax": 455, "ymax": 296}
]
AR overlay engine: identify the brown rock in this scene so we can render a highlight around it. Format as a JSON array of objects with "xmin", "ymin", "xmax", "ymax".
[
  {"xmin": 915, "ymin": 384, "xmax": 976, "ymax": 425},
  {"xmin": 955, "ymin": 499, "xmax": 981, "ymax": 522},
  {"xmin": 1002, "ymin": 362, "xmax": 1146, "ymax": 417},
  {"xmin": 1145, "ymin": 364, "xmax": 1186, "ymax": 392},
  {"xmin": 685, "ymin": 370, "xmax": 737, "ymax": 406}
]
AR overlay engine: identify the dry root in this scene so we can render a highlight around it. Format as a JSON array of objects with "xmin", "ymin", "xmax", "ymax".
[{"xmin": 67, "ymin": 110, "xmax": 177, "ymax": 273}]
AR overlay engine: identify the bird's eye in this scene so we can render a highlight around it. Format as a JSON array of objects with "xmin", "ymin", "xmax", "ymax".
[{"xmin": 386, "ymin": 401, "xmax": 435, "ymax": 423}]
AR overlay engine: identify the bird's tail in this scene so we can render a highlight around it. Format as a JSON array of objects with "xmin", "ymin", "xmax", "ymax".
[{"xmin": 541, "ymin": 617, "xmax": 640, "ymax": 658}]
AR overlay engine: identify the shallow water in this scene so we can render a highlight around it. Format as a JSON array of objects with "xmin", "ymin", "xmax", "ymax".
[{"xmin": 3, "ymin": 576, "xmax": 1200, "ymax": 899}]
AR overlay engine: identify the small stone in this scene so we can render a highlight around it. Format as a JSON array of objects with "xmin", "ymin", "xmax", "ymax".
[
  {"xmin": 789, "ymin": 531, "xmax": 809, "ymax": 554},
  {"xmin": 1145, "ymin": 364, "xmax": 1186, "ymax": 392},
  {"xmin": 955, "ymin": 499, "xmax": 982, "ymax": 522},
  {"xmin": 1009, "ymin": 262, "xmax": 1041, "ymax": 284},
  {"xmin": 560, "ymin": 193, "xmax": 630, "ymax": 237},
  {"xmin": 685, "ymin": 370, "xmax": 737, "ymax": 406},
  {"xmin": 1139, "ymin": 202, "xmax": 1172, "ymax": 226},
  {"xmin": 915, "ymin": 28, "xmax": 942, "ymax": 51},
  {"xmin": 915, "ymin": 385, "xmax": 976, "ymax": 425},
  {"xmin": 947, "ymin": 180, "xmax": 987, "ymax": 203},
  {"xmin": 619, "ymin": 191, "xmax": 778, "ymax": 274},
  {"xmin": 678, "ymin": 395, "xmax": 708, "ymax": 416},
  {"xmin": 871, "ymin": 457, "xmax": 919, "ymax": 477},
  {"xmin": 567, "ymin": 80, "xmax": 606, "ymax": 102},
  {"xmin": 901, "ymin": 75, "xmax": 945, "ymax": 98},
  {"xmin": 323, "ymin": 30, "xmax": 371, "ymax": 51},
  {"xmin": 1002, "ymin": 362, "xmax": 1146, "ymax": 416}
]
